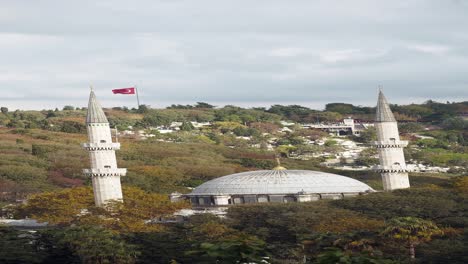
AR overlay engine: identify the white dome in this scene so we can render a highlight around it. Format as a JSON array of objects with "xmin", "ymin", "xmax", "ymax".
[{"xmin": 189, "ymin": 170, "xmax": 374, "ymax": 196}]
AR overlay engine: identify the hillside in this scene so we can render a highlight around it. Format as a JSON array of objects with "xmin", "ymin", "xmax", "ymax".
[{"xmin": 0, "ymin": 101, "xmax": 467, "ymax": 263}]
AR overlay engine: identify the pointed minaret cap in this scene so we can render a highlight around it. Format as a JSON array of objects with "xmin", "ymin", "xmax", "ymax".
[
  {"xmin": 376, "ymin": 90, "xmax": 396, "ymax": 122},
  {"xmin": 86, "ymin": 90, "xmax": 109, "ymax": 123}
]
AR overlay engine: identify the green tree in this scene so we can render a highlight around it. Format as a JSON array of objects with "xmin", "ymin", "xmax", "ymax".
[
  {"xmin": 0, "ymin": 227, "xmax": 46, "ymax": 264},
  {"xmin": 382, "ymin": 217, "xmax": 442, "ymax": 260},
  {"xmin": 442, "ymin": 117, "xmax": 467, "ymax": 130},
  {"xmin": 137, "ymin": 104, "xmax": 150, "ymax": 113},
  {"xmin": 195, "ymin": 102, "xmax": 215, "ymax": 109},
  {"xmin": 325, "ymin": 103, "xmax": 354, "ymax": 115},
  {"xmin": 398, "ymin": 122, "xmax": 425, "ymax": 133},
  {"xmin": 180, "ymin": 121, "xmax": 194, "ymax": 131},
  {"xmin": 188, "ymin": 234, "xmax": 269, "ymax": 264},
  {"xmin": 62, "ymin": 105, "xmax": 75, "ymax": 111},
  {"xmin": 141, "ymin": 111, "xmax": 173, "ymax": 127},
  {"xmin": 315, "ymin": 248, "xmax": 398, "ymax": 264},
  {"xmin": 47, "ymin": 226, "xmax": 138, "ymax": 264},
  {"xmin": 354, "ymin": 127, "xmax": 376, "ymax": 144}
]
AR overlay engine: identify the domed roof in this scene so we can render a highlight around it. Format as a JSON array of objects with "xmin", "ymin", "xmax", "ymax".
[{"xmin": 188, "ymin": 170, "xmax": 374, "ymax": 196}]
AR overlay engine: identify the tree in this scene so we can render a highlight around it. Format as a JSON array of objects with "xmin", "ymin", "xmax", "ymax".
[
  {"xmin": 180, "ymin": 121, "xmax": 194, "ymax": 131},
  {"xmin": 276, "ymin": 145, "xmax": 297, "ymax": 157},
  {"xmin": 398, "ymin": 122, "xmax": 425, "ymax": 133},
  {"xmin": 325, "ymin": 103, "xmax": 354, "ymax": 115},
  {"xmin": 45, "ymin": 225, "xmax": 138, "ymax": 264},
  {"xmin": 354, "ymin": 127, "xmax": 377, "ymax": 144},
  {"xmin": 315, "ymin": 248, "xmax": 398, "ymax": 264},
  {"xmin": 137, "ymin": 104, "xmax": 150, "ymax": 113},
  {"xmin": 453, "ymin": 176, "xmax": 468, "ymax": 193},
  {"xmin": 1, "ymin": 107, "xmax": 8, "ymax": 114},
  {"xmin": 18, "ymin": 186, "xmax": 189, "ymax": 232},
  {"xmin": 0, "ymin": 227, "xmax": 46, "ymax": 263},
  {"xmin": 442, "ymin": 117, "xmax": 467, "ymax": 130},
  {"xmin": 188, "ymin": 234, "xmax": 269, "ymax": 263},
  {"xmin": 195, "ymin": 102, "xmax": 215, "ymax": 109},
  {"xmin": 141, "ymin": 112, "xmax": 173, "ymax": 127},
  {"xmin": 382, "ymin": 217, "xmax": 443, "ymax": 260},
  {"xmin": 62, "ymin": 106, "xmax": 75, "ymax": 111}
]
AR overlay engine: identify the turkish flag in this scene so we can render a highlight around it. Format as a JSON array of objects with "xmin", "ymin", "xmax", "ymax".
[{"xmin": 112, "ymin": 87, "xmax": 135, "ymax": 94}]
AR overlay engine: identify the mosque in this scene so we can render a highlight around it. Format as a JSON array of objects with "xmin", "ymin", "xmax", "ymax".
[
  {"xmin": 184, "ymin": 167, "xmax": 374, "ymax": 206},
  {"xmin": 181, "ymin": 91, "xmax": 410, "ymax": 207},
  {"xmin": 82, "ymin": 90, "xmax": 409, "ymax": 208}
]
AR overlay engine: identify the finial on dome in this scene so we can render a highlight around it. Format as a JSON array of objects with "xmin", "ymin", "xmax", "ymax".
[
  {"xmin": 90, "ymin": 84, "xmax": 94, "ymax": 92},
  {"xmin": 273, "ymin": 156, "xmax": 287, "ymax": 170}
]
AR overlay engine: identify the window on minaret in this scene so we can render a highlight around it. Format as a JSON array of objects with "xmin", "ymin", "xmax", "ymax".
[
  {"xmin": 104, "ymin": 165, "xmax": 111, "ymax": 168},
  {"xmin": 100, "ymin": 140, "xmax": 106, "ymax": 143}
]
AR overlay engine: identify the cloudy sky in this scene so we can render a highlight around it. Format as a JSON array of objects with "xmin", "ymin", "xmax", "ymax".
[{"xmin": 1, "ymin": 0, "xmax": 468, "ymax": 110}]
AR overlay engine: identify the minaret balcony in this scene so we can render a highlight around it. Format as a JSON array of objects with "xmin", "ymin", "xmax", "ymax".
[
  {"xmin": 373, "ymin": 165, "xmax": 408, "ymax": 173},
  {"xmin": 373, "ymin": 140, "xmax": 408, "ymax": 148},
  {"xmin": 81, "ymin": 142, "xmax": 121, "ymax": 150},
  {"xmin": 83, "ymin": 168, "xmax": 127, "ymax": 177}
]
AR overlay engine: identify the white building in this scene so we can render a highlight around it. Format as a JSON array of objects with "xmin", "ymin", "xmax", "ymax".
[
  {"xmin": 302, "ymin": 118, "xmax": 370, "ymax": 136},
  {"xmin": 184, "ymin": 166, "xmax": 374, "ymax": 207},
  {"xmin": 373, "ymin": 91, "xmax": 410, "ymax": 191},
  {"xmin": 82, "ymin": 90, "xmax": 127, "ymax": 207}
]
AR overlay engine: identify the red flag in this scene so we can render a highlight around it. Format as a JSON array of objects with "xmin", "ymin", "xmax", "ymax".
[{"xmin": 112, "ymin": 87, "xmax": 135, "ymax": 94}]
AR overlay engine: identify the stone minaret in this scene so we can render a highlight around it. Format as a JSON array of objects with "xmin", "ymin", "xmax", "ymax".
[
  {"xmin": 82, "ymin": 90, "xmax": 127, "ymax": 207},
  {"xmin": 374, "ymin": 91, "xmax": 410, "ymax": 191}
]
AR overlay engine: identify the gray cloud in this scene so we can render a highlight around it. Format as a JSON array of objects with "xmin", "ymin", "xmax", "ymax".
[{"xmin": 0, "ymin": 0, "xmax": 467, "ymax": 110}]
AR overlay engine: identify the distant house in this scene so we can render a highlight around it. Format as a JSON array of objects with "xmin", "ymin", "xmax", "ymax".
[{"xmin": 302, "ymin": 118, "xmax": 372, "ymax": 136}]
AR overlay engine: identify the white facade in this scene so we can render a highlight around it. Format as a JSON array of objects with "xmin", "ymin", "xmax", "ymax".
[
  {"xmin": 374, "ymin": 91, "xmax": 410, "ymax": 191},
  {"xmin": 82, "ymin": 91, "xmax": 126, "ymax": 207}
]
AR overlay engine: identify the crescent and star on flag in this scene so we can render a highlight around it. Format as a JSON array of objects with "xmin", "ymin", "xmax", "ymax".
[
  {"xmin": 112, "ymin": 86, "xmax": 141, "ymax": 108},
  {"xmin": 88, "ymin": 85, "xmax": 141, "ymax": 108},
  {"xmin": 112, "ymin": 87, "xmax": 136, "ymax": 94}
]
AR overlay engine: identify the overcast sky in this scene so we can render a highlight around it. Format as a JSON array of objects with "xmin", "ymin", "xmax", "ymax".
[{"xmin": 1, "ymin": 0, "xmax": 468, "ymax": 110}]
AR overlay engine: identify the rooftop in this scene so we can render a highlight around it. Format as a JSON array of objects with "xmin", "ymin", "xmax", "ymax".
[{"xmin": 188, "ymin": 170, "xmax": 374, "ymax": 196}]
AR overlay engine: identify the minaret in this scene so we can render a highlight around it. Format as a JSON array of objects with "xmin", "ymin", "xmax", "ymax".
[
  {"xmin": 82, "ymin": 89, "xmax": 126, "ymax": 207},
  {"xmin": 374, "ymin": 91, "xmax": 410, "ymax": 191}
]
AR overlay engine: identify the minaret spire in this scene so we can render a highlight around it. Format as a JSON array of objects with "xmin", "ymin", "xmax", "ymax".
[
  {"xmin": 376, "ymin": 90, "xmax": 396, "ymax": 122},
  {"xmin": 373, "ymin": 90, "xmax": 410, "ymax": 190},
  {"xmin": 82, "ymin": 89, "xmax": 126, "ymax": 207}
]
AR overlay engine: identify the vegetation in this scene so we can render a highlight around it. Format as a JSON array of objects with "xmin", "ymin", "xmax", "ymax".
[
  {"xmin": 0, "ymin": 100, "xmax": 467, "ymax": 263},
  {"xmin": 382, "ymin": 217, "xmax": 442, "ymax": 259},
  {"xmin": 17, "ymin": 187, "xmax": 188, "ymax": 232}
]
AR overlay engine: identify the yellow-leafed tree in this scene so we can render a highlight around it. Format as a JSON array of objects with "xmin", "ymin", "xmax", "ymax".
[{"xmin": 18, "ymin": 186, "xmax": 189, "ymax": 232}]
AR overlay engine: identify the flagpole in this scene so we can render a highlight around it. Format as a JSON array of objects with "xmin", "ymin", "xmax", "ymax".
[{"xmin": 135, "ymin": 85, "xmax": 141, "ymax": 109}]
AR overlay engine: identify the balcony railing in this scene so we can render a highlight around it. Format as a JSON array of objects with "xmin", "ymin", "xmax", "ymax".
[
  {"xmin": 81, "ymin": 143, "xmax": 121, "ymax": 150},
  {"xmin": 83, "ymin": 168, "xmax": 127, "ymax": 176}
]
